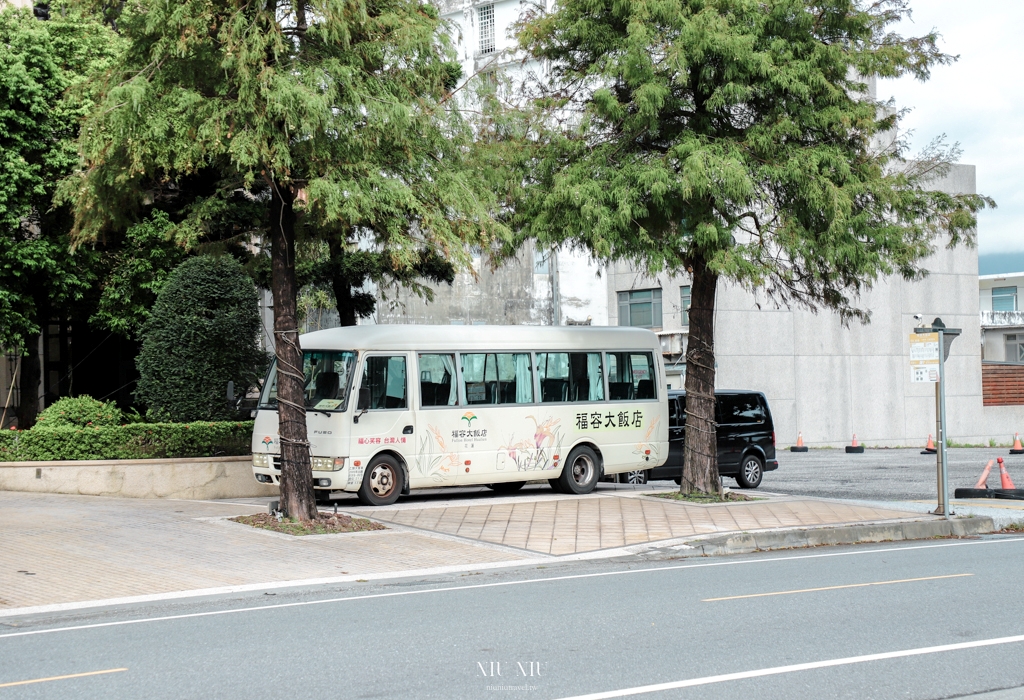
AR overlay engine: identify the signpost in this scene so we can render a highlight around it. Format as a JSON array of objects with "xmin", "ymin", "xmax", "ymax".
[{"xmin": 912, "ymin": 320, "xmax": 960, "ymax": 519}]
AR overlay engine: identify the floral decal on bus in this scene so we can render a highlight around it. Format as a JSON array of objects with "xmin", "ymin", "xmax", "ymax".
[
  {"xmin": 415, "ymin": 425, "xmax": 460, "ymax": 483},
  {"xmin": 495, "ymin": 416, "xmax": 564, "ymax": 472},
  {"xmin": 632, "ymin": 417, "xmax": 661, "ymax": 468}
]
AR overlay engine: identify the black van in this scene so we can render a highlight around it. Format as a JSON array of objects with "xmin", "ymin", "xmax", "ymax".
[{"xmin": 620, "ymin": 389, "xmax": 778, "ymax": 488}]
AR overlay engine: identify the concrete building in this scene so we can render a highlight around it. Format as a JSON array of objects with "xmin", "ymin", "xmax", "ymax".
[
  {"xmin": 979, "ymin": 272, "xmax": 1024, "ymax": 363},
  {"xmin": 371, "ymin": 1, "xmax": 1024, "ymax": 447}
]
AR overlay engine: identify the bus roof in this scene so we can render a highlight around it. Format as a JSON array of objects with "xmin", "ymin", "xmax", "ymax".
[{"xmin": 299, "ymin": 324, "xmax": 661, "ymax": 353}]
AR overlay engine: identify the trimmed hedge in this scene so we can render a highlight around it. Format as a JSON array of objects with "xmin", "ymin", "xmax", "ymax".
[
  {"xmin": 0, "ymin": 421, "xmax": 254, "ymax": 462},
  {"xmin": 36, "ymin": 396, "xmax": 123, "ymax": 429}
]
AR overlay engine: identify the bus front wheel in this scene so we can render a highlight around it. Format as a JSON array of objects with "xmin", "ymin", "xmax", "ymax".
[
  {"xmin": 358, "ymin": 455, "xmax": 405, "ymax": 506},
  {"xmin": 558, "ymin": 446, "xmax": 600, "ymax": 495}
]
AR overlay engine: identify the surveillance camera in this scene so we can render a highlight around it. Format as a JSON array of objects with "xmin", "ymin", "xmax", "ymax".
[{"xmin": 913, "ymin": 314, "xmax": 924, "ymax": 322}]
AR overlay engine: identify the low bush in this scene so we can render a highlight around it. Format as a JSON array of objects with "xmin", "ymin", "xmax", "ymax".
[
  {"xmin": 0, "ymin": 421, "xmax": 253, "ymax": 461},
  {"xmin": 36, "ymin": 396, "xmax": 123, "ymax": 429}
]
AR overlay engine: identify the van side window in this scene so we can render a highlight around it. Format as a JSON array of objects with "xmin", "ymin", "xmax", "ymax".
[
  {"xmin": 461, "ymin": 353, "xmax": 534, "ymax": 404},
  {"xmin": 606, "ymin": 351, "xmax": 658, "ymax": 400},
  {"xmin": 361, "ymin": 356, "xmax": 407, "ymax": 409},
  {"xmin": 419, "ymin": 354, "xmax": 458, "ymax": 407},
  {"xmin": 717, "ymin": 394, "xmax": 765, "ymax": 424}
]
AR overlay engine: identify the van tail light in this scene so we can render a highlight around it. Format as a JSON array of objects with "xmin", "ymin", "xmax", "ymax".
[{"xmin": 772, "ymin": 431, "xmax": 776, "ymax": 446}]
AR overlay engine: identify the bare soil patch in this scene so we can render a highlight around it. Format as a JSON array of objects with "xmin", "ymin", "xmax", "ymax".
[
  {"xmin": 231, "ymin": 512, "xmax": 386, "ymax": 536},
  {"xmin": 649, "ymin": 491, "xmax": 763, "ymax": 504}
]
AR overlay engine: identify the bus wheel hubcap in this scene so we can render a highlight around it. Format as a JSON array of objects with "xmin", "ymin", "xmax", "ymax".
[
  {"xmin": 370, "ymin": 465, "xmax": 395, "ymax": 497},
  {"xmin": 572, "ymin": 455, "xmax": 594, "ymax": 485}
]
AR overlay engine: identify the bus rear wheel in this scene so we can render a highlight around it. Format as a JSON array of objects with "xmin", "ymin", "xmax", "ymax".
[
  {"xmin": 557, "ymin": 446, "xmax": 600, "ymax": 495},
  {"xmin": 358, "ymin": 455, "xmax": 404, "ymax": 506}
]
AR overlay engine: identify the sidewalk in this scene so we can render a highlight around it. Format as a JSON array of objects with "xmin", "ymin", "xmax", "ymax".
[{"xmin": 0, "ymin": 486, "xmax": 991, "ymax": 615}]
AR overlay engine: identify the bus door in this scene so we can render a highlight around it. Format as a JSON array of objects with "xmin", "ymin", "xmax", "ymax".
[{"xmin": 350, "ymin": 353, "xmax": 415, "ymax": 487}]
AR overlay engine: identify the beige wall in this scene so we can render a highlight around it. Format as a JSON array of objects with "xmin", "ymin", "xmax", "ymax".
[{"xmin": 0, "ymin": 456, "xmax": 277, "ymax": 500}]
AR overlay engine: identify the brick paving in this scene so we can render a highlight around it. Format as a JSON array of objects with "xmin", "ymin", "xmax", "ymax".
[
  {"xmin": 359, "ymin": 492, "xmax": 918, "ymax": 555},
  {"xmin": 0, "ymin": 488, "xmax": 920, "ymax": 611},
  {"xmin": 0, "ymin": 492, "xmax": 525, "ymax": 611}
]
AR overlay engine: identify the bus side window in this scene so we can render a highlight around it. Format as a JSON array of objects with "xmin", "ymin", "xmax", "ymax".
[
  {"xmin": 537, "ymin": 352, "xmax": 569, "ymax": 403},
  {"xmin": 362, "ymin": 356, "xmax": 407, "ymax": 410},
  {"xmin": 419, "ymin": 354, "xmax": 458, "ymax": 407},
  {"xmin": 568, "ymin": 352, "xmax": 603, "ymax": 402}
]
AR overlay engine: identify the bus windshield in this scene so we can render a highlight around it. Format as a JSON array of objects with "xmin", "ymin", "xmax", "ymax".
[{"xmin": 259, "ymin": 350, "xmax": 358, "ymax": 412}]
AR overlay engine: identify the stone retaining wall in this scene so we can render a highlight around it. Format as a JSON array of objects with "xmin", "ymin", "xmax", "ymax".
[{"xmin": 0, "ymin": 456, "xmax": 278, "ymax": 500}]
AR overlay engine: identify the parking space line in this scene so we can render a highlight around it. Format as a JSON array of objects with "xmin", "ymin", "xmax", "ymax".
[
  {"xmin": 702, "ymin": 573, "xmax": 972, "ymax": 601},
  {"xmin": 0, "ymin": 668, "xmax": 126, "ymax": 689},
  {"xmin": 552, "ymin": 635, "xmax": 1024, "ymax": 700}
]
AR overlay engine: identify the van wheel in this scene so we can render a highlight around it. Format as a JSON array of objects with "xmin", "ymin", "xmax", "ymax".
[
  {"xmin": 619, "ymin": 469, "xmax": 648, "ymax": 485},
  {"xmin": 558, "ymin": 446, "xmax": 600, "ymax": 495},
  {"xmin": 357, "ymin": 455, "xmax": 404, "ymax": 506},
  {"xmin": 736, "ymin": 455, "xmax": 763, "ymax": 489},
  {"xmin": 488, "ymin": 481, "xmax": 526, "ymax": 493}
]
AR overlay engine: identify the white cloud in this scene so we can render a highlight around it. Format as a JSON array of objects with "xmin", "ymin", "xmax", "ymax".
[{"xmin": 881, "ymin": 0, "xmax": 1024, "ymax": 254}]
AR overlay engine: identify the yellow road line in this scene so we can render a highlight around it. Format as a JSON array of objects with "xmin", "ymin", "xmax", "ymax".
[
  {"xmin": 0, "ymin": 668, "xmax": 127, "ymax": 689},
  {"xmin": 703, "ymin": 574, "xmax": 972, "ymax": 602}
]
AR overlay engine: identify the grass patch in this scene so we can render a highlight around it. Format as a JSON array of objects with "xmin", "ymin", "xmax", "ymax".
[
  {"xmin": 997, "ymin": 522, "xmax": 1024, "ymax": 533},
  {"xmin": 231, "ymin": 512, "xmax": 386, "ymax": 536},
  {"xmin": 649, "ymin": 491, "xmax": 763, "ymax": 504}
]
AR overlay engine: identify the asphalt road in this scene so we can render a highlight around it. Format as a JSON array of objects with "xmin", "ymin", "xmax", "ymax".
[
  {"xmin": 742, "ymin": 447, "xmax": 1024, "ymax": 502},
  {"xmin": 3, "ymin": 536, "xmax": 1024, "ymax": 699}
]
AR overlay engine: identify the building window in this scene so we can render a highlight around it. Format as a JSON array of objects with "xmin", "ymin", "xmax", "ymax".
[
  {"xmin": 618, "ymin": 289, "xmax": 662, "ymax": 329},
  {"xmin": 478, "ymin": 4, "xmax": 495, "ymax": 54},
  {"xmin": 534, "ymin": 249, "xmax": 550, "ymax": 274},
  {"xmin": 1006, "ymin": 334, "xmax": 1024, "ymax": 363},
  {"xmin": 680, "ymin": 285, "xmax": 691, "ymax": 326},
  {"xmin": 993, "ymin": 286, "xmax": 1018, "ymax": 311}
]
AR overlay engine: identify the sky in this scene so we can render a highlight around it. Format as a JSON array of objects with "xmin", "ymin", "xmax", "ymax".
[{"xmin": 882, "ymin": 0, "xmax": 1024, "ymax": 258}]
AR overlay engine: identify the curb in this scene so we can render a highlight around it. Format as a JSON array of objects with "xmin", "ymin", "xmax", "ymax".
[{"xmin": 683, "ymin": 517, "xmax": 997, "ymax": 556}]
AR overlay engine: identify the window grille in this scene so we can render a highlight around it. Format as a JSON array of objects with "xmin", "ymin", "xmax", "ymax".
[{"xmin": 478, "ymin": 4, "xmax": 495, "ymax": 54}]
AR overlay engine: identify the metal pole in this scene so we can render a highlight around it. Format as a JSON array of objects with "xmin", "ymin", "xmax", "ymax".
[
  {"xmin": 934, "ymin": 380, "xmax": 942, "ymax": 515},
  {"xmin": 938, "ymin": 329, "xmax": 951, "ymax": 519}
]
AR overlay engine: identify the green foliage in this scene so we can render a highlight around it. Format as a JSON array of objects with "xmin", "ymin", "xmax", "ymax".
[
  {"xmin": 0, "ymin": 421, "xmax": 253, "ymax": 461},
  {"xmin": 91, "ymin": 210, "xmax": 188, "ymax": 336},
  {"xmin": 35, "ymin": 396, "xmax": 123, "ymax": 429},
  {"xmin": 497, "ymin": 0, "xmax": 993, "ymax": 320},
  {"xmin": 0, "ymin": 5, "xmax": 120, "ymax": 349},
  {"xmin": 135, "ymin": 255, "xmax": 266, "ymax": 421},
  {"xmin": 60, "ymin": 0, "xmax": 506, "ymax": 268}
]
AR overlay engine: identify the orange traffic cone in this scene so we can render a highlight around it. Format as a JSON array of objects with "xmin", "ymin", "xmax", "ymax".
[
  {"xmin": 955, "ymin": 459, "xmax": 998, "ymax": 499},
  {"xmin": 998, "ymin": 457, "xmax": 1016, "ymax": 489},
  {"xmin": 845, "ymin": 433, "xmax": 864, "ymax": 453},
  {"xmin": 974, "ymin": 460, "xmax": 994, "ymax": 489},
  {"xmin": 921, "ymin": 434, "xmax": 936, "ymax": 455},
  {"xmin": 791, "ymin": 432, "xmax": 808, "ymax": 453},
  {"xmin": 1011, "ymin": 433, "xmax": 1024, "ymax": 455}
]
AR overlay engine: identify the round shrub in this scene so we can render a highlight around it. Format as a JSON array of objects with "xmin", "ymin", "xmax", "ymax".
[
  {"xmin": 135, "ymin": 255, "xmax": 266, "ymax": 422},
  {"xmin": 35, "ymin": 396, "xmax": 123, "ymax": 429}
]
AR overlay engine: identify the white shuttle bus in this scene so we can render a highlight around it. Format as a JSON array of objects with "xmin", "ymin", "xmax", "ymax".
[{"xmin": 251, "ymin": 325, "xmax": 669, "ymax": 505}]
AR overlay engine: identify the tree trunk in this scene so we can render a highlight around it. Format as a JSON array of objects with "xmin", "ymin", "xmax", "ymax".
[
  {"xmin": 328, "ymin": 235, "xmax": 357, "ymax": 326},
  {"xmin": 270, "ymin": 184, "xmax": 318, "ymax": 520},
  {"xmin": 15, "ymin": 334, "xmax": 41, "ymax": 429},
  {"xmin": 680, "ymin": 257, "xmax": 721, "ymax": 496}
]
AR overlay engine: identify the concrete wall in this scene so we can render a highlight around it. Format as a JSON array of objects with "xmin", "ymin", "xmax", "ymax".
[
  {"xmin": 375, "ymin": 248, "xmax": 555, "ymax": 326},
  {"xmin": 0, "ymin": 456, "xmax": 277, "ymax": 500}
]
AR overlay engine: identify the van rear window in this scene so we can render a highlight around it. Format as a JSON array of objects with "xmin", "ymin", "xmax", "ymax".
[{"xmin": 716, "ymin": 395, "xmax": 765, "ymax": 424}]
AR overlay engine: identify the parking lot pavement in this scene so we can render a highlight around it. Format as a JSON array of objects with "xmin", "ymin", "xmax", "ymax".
[{"xmin": 752, "ymin": 447, "xmax": 1024, "ymax": 501}]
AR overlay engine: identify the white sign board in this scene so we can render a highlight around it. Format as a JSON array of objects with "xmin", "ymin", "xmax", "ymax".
[{"xmin": 910, "ymin": 332, "xmax": 939, "ymax": 383}]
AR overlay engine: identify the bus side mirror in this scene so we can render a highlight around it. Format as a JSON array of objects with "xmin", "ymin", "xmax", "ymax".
[{"xmin": 357, "ymin": 388, "xmax": 370, "ymax": 411}]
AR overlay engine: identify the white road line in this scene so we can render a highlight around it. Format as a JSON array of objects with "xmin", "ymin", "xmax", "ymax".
[
  {"xmin": 551, "ymin": 634, "xmax": 1024, "ymax": 700},
  {"xmin": 1, "ymin": 537, "xmax": 1021, "ymax": 639}
]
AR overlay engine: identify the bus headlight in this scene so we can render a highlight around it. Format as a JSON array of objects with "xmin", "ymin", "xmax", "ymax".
[
  {"xmin": 311, "ymin": 457, "xmax": 346, "ymax": 472},
  {"xmin": 252, "ymin": 453, "xmax": 270, "ymax": 468}
]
